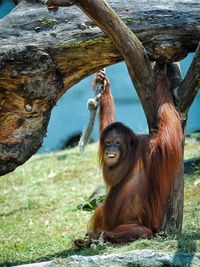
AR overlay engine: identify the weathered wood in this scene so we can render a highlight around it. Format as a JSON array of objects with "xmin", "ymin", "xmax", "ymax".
[
  {"xmin": 0, "ymin": 0, "xmax": 199, "ymax": 175},
  {"xmin": 12, "ymin": 250, "xmax": 200, "ymax": 267},
  {"xmin": 67, "ymin": 250, "xmax": 200, "ymax": 267},
  {"xmin": 161, "ymin": 165, "xmax": 184, "ymax": 234},
  {"xmin": 178, "ymin": 43, "xmax": 200, "ymax": 120},
  {"xmin": 0, "ymin": 46, "xmax": 64, "ymax": 174},
  {"xmin": 75, "ymin": 0, "xmax": 155, "ymax": 130},
  {"xmin": 44, "ymin": 0, "xmax": 75, "ymax": 6}
]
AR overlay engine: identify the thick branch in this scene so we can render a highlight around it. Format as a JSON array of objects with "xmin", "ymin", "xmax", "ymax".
[
  {"xmin": 45, "ymin": 0, "xmax": 75, "ymax": 6},
  {"xmin": 53, "ymin": 0, "xmax": 156, "ymax": 128},
  {"xmin": 13, "ymin": 250, "xmax": 200, "ymax": 267},
  {"xmin": 178, "ymin": 42, "xmax": 200, "ymax": 121}
]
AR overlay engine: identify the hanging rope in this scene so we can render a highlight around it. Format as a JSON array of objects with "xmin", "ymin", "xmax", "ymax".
[{"xmin": 78, "ymin": 69, "xmax": 106, "ymax": 152}]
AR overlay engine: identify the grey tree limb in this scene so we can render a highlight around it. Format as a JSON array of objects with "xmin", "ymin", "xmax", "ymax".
[
  {"xmin": 13, "ymin": 250, "xmax": 200, "ymax": 267},
  {"xmin": 178, "ymin": 42, "xmax": 200, "ymax": 124}
]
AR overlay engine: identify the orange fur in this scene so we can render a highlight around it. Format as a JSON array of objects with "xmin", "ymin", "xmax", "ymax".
[{"xmin": 89, "ymin": 69, "xmax": 183, "ymax": 243}]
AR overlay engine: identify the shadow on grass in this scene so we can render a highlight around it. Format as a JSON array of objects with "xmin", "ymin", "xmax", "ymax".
[
  {"xmin": 2, "ymin": 245, "xmax": 108, "ymax": 267},
  {"xmin": 184, "ymin": 157, "xmax": 200, "ymax": 174},
  {"xmin": 29, "ymin": 152, "xmax": 70, "ymax": 163},
  {"xmin": 172, "ymin": 232, "xmax": 199, "ymax": 266},
  {"xmin": 3, "ymin": 233, "xmax": 199, "ymax": 267},
  {"xmin": 0, "ymin": 206, "xmax": 35, "ymax": 217}
]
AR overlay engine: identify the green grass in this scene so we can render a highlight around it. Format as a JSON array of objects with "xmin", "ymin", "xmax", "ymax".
[{"xmin": 0, "ymin": 138, "xmax": 200, "ymax": 266}]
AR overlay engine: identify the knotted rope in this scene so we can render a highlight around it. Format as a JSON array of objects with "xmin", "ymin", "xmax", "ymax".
[{"xmin": 78, "ymin": 69, "xmax": 105, "ymax": 152}]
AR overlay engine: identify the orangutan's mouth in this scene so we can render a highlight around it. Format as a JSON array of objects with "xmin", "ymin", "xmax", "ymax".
[{"xmin": 106, "ymin": 153, "xmax": 117, "ymax": 158}]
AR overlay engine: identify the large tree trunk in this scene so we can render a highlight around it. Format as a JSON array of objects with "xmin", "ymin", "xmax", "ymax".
[
  {"xmin": 161, "ymin": 164, "xmax": 184, "ymax": 234},
  {"xmin": 0, "ymin": 0, "xmax": 200, "ymax": 235}
]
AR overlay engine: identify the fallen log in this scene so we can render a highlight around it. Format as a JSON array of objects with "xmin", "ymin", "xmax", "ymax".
[{"xmin": 13, "ymin": 249, "xmax": 200, "ymax": 267}]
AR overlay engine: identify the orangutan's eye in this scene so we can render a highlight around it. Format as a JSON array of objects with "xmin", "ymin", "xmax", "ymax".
[
  {"xmin": 105, "ymin": 140, "xmax": 111, "ymax": 146},
  {"xmin": 115, "ymin": 141, "xmax": 120, "ymax": 146}
]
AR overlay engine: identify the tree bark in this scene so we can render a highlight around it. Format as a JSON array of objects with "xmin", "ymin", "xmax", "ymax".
[
  {"xmin": 67, "ymin": 250, "xmax": 200, "ymax": 266},
  {"xmin": 9, "ymin": 250, "xmax": 200, "ymax": 266},
  {"xmin": 74, "ymin": 0, "xmax": 156, "ymax": 129},
  {"xmin": 0, "ymin": 1, "xmax": 200, "ymax": 238},
  {"xmin": 0, "ymin": 0, "xmax": 199, "ymax": 174},
  {"xmin": 178, "ymin": 43, "xmax": 200, "ymax": 122}
]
